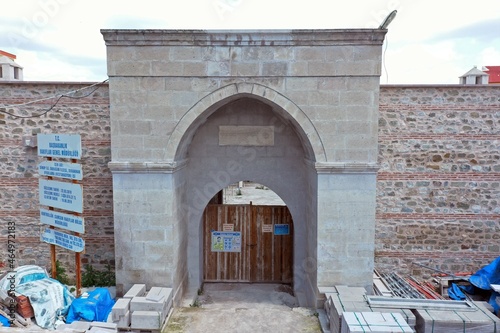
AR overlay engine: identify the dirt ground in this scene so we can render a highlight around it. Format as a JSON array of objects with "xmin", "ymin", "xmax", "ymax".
[{"xmin": 164, "ymin": 283, "xmax": 321, "ymax": 333}]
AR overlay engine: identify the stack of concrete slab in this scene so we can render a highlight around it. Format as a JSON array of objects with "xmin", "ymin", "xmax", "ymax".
[
  {"xmin": 55, "ymin": 321, "xmax": 118, "ymax": 332},
  {"xmin": 110, "ymin": 284, "xmax": 173, "ymax": 332},
  {"xmin": 341, "ymin": 312, "xmax": 414, "ymax": 333},
  {"xmin": 414, "ymin": 301, "xmax": 500, "ymax": 333},
  {"xmin": 87, "ymin": 322, "xmax": 118, "ymax": 333},
  {"xmin": 322, "ymin": 286, "xmax": 416, "ymax": 333}
]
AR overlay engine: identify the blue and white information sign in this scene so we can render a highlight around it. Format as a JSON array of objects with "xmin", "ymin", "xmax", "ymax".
[
  {"xmin": 211, "ymin": 231, "xmax": 241, "ymax": 252},
  {"xmin": 39, "ymin": 179, "xmax": 83, "ymax": 213},
  {"xmin": 41, "ymin": 228, "xmax": 85, "ymax": 252},
  {"xmin": 40, "ymin": 208, "xmax": 84, "ymax": 233},
  {"xmin": 37, "ymin": 134, "xmax": 82, "ymax": 160},
  {"xmin": 39, "ymin": 161, "xmax": 83, "ymax": 180},
  {"xmin": 274, "ymin": 224, "xmax": 290, "ymax": 235}
]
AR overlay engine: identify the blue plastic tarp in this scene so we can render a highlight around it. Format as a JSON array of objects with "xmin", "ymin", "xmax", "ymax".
[
  {"xmin": 448, "ymin": 283, "xmax": 467, "ymax": 301},
  {"xmin": 489, "ymin": 292, "xmax": 500, "ymax": 315},
  {"xmin": 66, "ymin": 288, "xmax": 115, "ymax": 324},
  {"xmin": 0, "ymin": 314, "xmax": 11, "ymax": 327},
  {"xmin": 469, "ymin": 256, "xmax": 500, "ymax": 290}
]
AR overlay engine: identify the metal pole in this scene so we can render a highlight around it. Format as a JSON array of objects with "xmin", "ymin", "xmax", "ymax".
[
  {"xmin": 412, "ymin": 262, "xmax": 469, "ymax": 281},
  {"xmin": 72, "ymin": 158, "xmax": 82, "ymax": 297}
]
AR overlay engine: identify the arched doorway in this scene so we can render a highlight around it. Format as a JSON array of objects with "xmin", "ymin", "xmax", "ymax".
[
  {"xmin": 178, "ymin": 95, "xmax": 318, "ymax": 305},
  {"xmin": 203, "ymin": 183, "xmax": 293, "ymax": 283}
]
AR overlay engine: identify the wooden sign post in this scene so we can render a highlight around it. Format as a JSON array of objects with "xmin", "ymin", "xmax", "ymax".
[{"xmin": 37, "ymin": 134, "xmax": 84, "ymax": 296}]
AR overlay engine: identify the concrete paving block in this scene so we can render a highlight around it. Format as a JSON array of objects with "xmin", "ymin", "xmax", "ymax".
[
  {"xmin": 131, "ymin": 311, "xmax": 162, "ymax": 330},
  {"xmin": 60, "ymin": 321, "xmax": 90, "ymax": 332},
  {"xmin": 123, "ymin": 284, "xmax": 146, "ymax": 298},
  {"xmin": 87, "ymin": 327, "xmax": 117, "ymax": 333},
  {"xmin": 146, "ymin": 287, "xmax": 173, "ymax": 304},
  {"xmin": 318, "ymin": 286, "xmax": 339, "ymax": 294},
  {"xmin": 116, "ymin": 310, "xmax": 131, "ymax": 329},
  {"xmin": 90, "ymin": 322, "xmax": 118, "ymax": 330},
  {"xmin": 342, "ymin": 312, "xmax": 413, "ymax": 333},
  {"xmin": 130, "ymin": 296, "xmax": 165, "ymax": 312},
  {"xmin": 146, "ymin": 294, "xmax": 164, "ymax": 302},
  {"xmin": 112, "ymin": 298, "xmax": 131, "ymax": 320}
]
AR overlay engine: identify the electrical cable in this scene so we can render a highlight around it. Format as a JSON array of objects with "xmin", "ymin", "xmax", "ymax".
[{"xmin": 0, "ymin": 79, "xmax": 108, "ymax": 119}]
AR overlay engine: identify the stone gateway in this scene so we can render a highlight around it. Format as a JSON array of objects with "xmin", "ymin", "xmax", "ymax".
[{"xmin": 102, "ymin": 29, "xmax": 386, "ymax": 306}]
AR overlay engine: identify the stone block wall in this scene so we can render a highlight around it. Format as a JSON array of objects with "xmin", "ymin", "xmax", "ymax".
[
  {"xmin": 376, "ymin": 85, "xmax": 500, "ymax": 277},
  {"xmin": 1, "ymin": 81, "xmax": 499, "ymax": 282},
  {"xmin": 0, "ymin": 81, "xmax": 113, "ymax": 280}
]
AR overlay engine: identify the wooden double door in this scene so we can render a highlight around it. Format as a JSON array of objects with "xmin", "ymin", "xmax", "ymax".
[{"xmin": 203, "ymin": 204, "xmax": 293, "ymax": 283}]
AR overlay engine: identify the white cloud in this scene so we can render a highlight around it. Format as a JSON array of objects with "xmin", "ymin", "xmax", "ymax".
[
  {"xmin": 1, "ymin": 0, "xmax": 499, "ymax": 82},
  {"xmin": 481, "ymin": 47, "xmax": 500, "ymax": 66}
]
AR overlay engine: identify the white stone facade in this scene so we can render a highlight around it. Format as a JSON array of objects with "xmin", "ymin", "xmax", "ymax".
[{"xmin": 101, "ymin": 29, "xmax": 386, "ymax": 306}]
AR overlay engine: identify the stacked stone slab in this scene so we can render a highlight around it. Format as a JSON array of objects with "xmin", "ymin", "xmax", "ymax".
[
  {"xmin": 413, "ymin": 301, "xmax": 500, "ymax": 333},
  {"xmin": 322, "ymin": 286, "xmax": 416, "ymax": 333},
  {"xmin": 55, "ymin": 321, "xmax": 118, "ymax": 332},
  {"xmin": 111, "ymin": 284, "xmax": 173, "ymax": 332},
  {"xmin": 322, "ymin": 285, "xmax": 500, "ymax": 333},
  {"xmin": 341, "ymin": 312, "xmax": 413, "ymax": 333},
  {"xmin": 87, "ymin": 322, "xmax": 118, "ymax": 333}
]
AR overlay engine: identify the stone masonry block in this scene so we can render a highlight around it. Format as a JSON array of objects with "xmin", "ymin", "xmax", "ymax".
[
  {"xmin": 123, "ymin": 284, "xmax": 146, "ymax": 299},
  {"xmin": 59, "ymin": 321, "xmax": 91, "ymax": 332},
  {"xmin": 112, "ymin": 61, "xmax": 150, "ymax": 76},
  {"xmin": 183, "ymin": 62, "xmax": 207, "ymax": 76},
  {"xmin": 262, "ymin": 62, "xmax": 288, "ymax": 76},
  {"xmin": 131, "ymin": 296, "xmax": 165, "ymax": 312},
  {"xmin": 295, "ymin": 47, "xmax": 325, "ymax": 61},
  {"xmin": 131, "ymin": 311, "xmax": 162, "ymax": 330},
  {"xmin": 289, "ymin": 61, "xmax": 308, "ymax": 76},
  {"xmin": 230, "ymin": 63, "xmax": 259, "ymax": 76},
  {"xmin": 151, "ymin": 61, "xmax": 184, "ymax": 76},
  {"xmin": 171, "ymin": 46, "xmax": 202, "ymax": 61},
  {"xmin": 112, "ymin": 297, "xmax": 131, "ymax": 321},
  {"xmin": 132, "ymin": 229, "xmax": 165, "ymax": 242},
  {"xmin": 147, "ymin": 287, "xmax": 173, "ymax": 304},
  {"xmin": 308, "ymin": 62, "xmax": 335, "ymax": 76},
  {"xmin": 87, "ymin": 327, "xmax": 116, "ymax": 333},
  {"xmin": 90, "ymin": 322, "xmax": 118, "ymax": 330},
  {"xmin": 285, "ymin": 77, "xmax": 317, "ymax": 91},
  {"xmin": 116, "ymin": 310, "xmax": 131, "ymax": 329}
]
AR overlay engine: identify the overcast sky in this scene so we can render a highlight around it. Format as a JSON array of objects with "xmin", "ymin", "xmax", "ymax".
[{"xmin": 1, "ymin": 0, "xmax": 499, "ymax": 84}]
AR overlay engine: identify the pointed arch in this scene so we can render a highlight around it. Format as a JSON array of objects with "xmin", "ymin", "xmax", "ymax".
[{"xmin": 165, "ymin": 82, "xmax": 327, "ymax": 163}]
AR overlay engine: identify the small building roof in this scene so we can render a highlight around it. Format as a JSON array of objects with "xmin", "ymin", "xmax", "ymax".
[
  {"xmin": 0, "ymin": 50, "xmax": 16, "ymax": 60},
  {"xmin": 0, "ymin": 50, "xmax": 22, "ymax": 68},
  {"xmin": 459, "ymin": 66, "xmax": 488, "ymax": 78}
]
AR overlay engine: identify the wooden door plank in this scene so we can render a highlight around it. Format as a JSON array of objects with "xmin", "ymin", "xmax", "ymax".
[
  {"xmin": 262, "ymin": 206, "xmax": 273, "ymax": 282},
  {"xmin": 203, "ymin": 203, "xmax": 293, "ymax": 284},
  {"xmin": 250, "ymin": 203, "xmax": 258, "ymax": 282},
  {"xmin": 274, "ymin": 207, "xmax": 283, "ymax": 281}
]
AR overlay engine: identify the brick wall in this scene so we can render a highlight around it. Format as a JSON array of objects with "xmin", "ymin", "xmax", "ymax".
[
  {"xmin": 376, "ymin": 85, "xmax": 500, "ymax": 277},
  {"xmin": 1, "ymin": 82, "xmax": 499, "ymax": 280},
  {"xmin": 0, "ymin": 81, "xmax": 113, "ymax": 279}
]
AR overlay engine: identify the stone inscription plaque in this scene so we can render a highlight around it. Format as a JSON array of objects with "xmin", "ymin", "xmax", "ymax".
[{"xmin": 219, "ymin": 126, "xmax": 274, "ymax": 146}]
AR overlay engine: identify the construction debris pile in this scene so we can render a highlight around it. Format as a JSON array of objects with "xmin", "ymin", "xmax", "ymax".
[
  {"xmin": 57, "ymin": 284, "xmax": 173, "ymax": 332},
  {"xmin": 0, "ymin": 265, "xmax": 75, "ymax": 330},
  {"xmin": 0, "ymin": 267, "xmax": 172, "ymax": 333}
]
